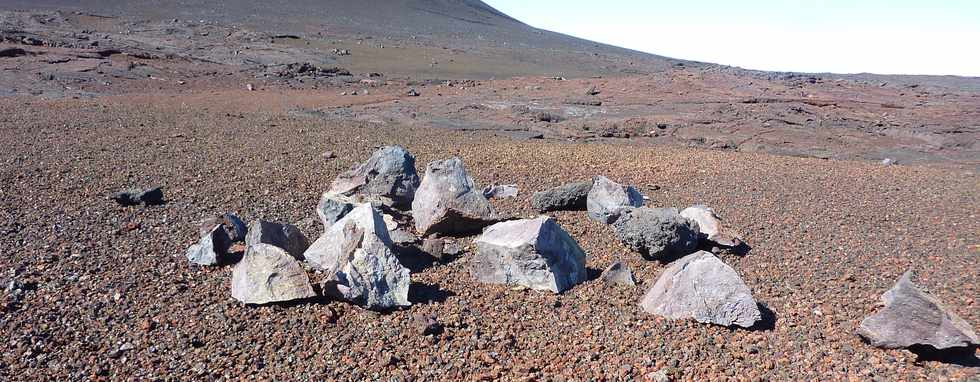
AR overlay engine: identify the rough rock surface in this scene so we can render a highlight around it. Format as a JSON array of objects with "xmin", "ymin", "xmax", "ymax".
[
  {"xmin": 411, "ymin": 157, "xmax": 495, "ymax": 236},
  {"xmin": 304, "ymin": 204, "xmax": 411, "ymax": 310},
  {"xmin": 317, "ymin": 192, "xmax": 355, "ymax": 230},
  {"xmin": 110, "ymin": 186, "xmax": 164, "ymax": 206},
  {"xmin": 199, "ymin": 213, "xmax": 248, "ymax": 243},
  {"xmin": 586, "ymin": 176, "xmax": 643, "ymax": 223},
  {"xmin": 612, "ymin": 207, "xmax": 700, "ymax": 259},
  {"xmin": 328, "ymin": 145, "xmax": 420, "ymax": 209},
  {"xmin": 680, "ymin": 205, "xmax": 742, "ymax": 247},
  {"xmin": 230, "ymin": 243, "xmax": 316, "ymax": 305},
  {"xmin": 245, "ymin": 220, "xmax": 310, "ymax": 260},
  {"xmin": 482, "ymin": 184, "xmax": 519, "ymax": 199},
  {"xmin": 640, "ymin": 251, "xmax": 761, "ymax": 327},
  {"xmin": 531, "ymin": 181, "xmax": 592, "ymax": 212},
  {"xmin": 472, "ymin": 216, "xmax": 587, "ymax": 293},
  {"xmin": 857, "ymin": 271, "xmax": 979, "ymax": 350},
  {"xmin": 601, "ymin": 261, "xmax": 635, "ymax": 287},
  {"xmin": 185, "ymin": 224, "xmax": 232, "ymax": 266}
]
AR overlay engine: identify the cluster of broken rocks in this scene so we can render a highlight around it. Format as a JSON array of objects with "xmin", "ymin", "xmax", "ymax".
[{"xmin": 179, "ymin": 145, "xmax": 978, "ymax": 356}]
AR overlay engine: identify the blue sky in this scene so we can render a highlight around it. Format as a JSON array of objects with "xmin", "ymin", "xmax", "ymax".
[{"xmin": 485, "ymin": 0, "xmax": 980, "ymax": 76}]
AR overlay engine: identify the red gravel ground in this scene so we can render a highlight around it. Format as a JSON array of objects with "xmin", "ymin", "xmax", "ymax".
[{"xmin": 0, "ymin": 94, "xmax": 977, "ymax": 380}]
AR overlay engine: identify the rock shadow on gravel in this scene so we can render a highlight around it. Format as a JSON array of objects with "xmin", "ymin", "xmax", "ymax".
[
  {"xmin": 408, "ymin": 282, "xmax": 455, "ymax": 305},
  {"xmin": 908, "ymin": 345, "xmax": 980, "ymax": 367},
  {"xmin": 745, "ymin": 302, "xmax": 777, "ymax": 331},
  {"xmin": 394, "ymin": 245, "xmax": 438, "ymax": 272}
]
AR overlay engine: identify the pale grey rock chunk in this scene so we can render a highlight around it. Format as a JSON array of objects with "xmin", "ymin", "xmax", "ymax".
[
  {"xmin": 640, "ymin": 251, "xmax": 761, "ymax": 327},
  {"xmin": 411, "ymin": 157, "xmax": 495, "ymax": 236},
  {"xmin": 532, "ymin": 181, "xmax": 592, "ymax": 212},
  {"xmin": 186, "ymin": 224, "xmax": 231, "ymax": 266},
  {"xmin": 304, "ymin": 204, "xmax": 411, "ymax": 310},
  {"xmin": 328, "ymin": 145, "xmax": 420, "ymax": 209},
  {"xmin": 245, "ymin": 220, "xmax": 310, "ymax": 260},
  {"xmin": 586, "ymin": 176, "xmax": 643, "ymax": 223},
  {"xmin": 472, "ymin": 216, "xmax": 587, "ymax": 293},
  {"xmin": 230, "ymin": 243, "xmax": 316, "ymax": 305},
  {"xmin": 680, "ymin": 205, "xmax": 742, "ymax": 247},
  {"xmin": 601, "ymin": 261, "xmax": 635, "ymax": 287},
  {"xmin": 316, "ymin": 192, "xmax": 355, "ymax": 231},
  {"xmin": 482, "ymin": 184, "xmax": 519, "ymax": 199},
  {"xmin": 612, "ymin": 207, "xmax": 700, "ymax": 259},
  {"xmin": 857, "ymin": 271, "xmax": 979, "ymax": 350}
]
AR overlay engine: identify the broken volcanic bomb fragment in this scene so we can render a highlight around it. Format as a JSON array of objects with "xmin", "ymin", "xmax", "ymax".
[
  {"xmin": 328, "ymin": 145, "xmax": 420, "ymax": 210},
  {"xmin": 612, "ymin": 207, "xmax": 700, "ymax": 260},
  {"xmin": 586, "ymin": 176, "xmax": 643, "ymax": 223},
  {"xmin": 411, "ymin": 157, "xmax": 496, "ymax": 236},
  {"xmin": 680, "ymin": 205, "xmax": 742, "ymax": 247},
  {"xmin": 472, "ymin": 216, "xmax": 587, "ymax": 293},
  {"xmin": 640, "ymin": 251, "xmax": 762, "ymax": 328},
  {"xmin": 230, "ymin": 243, "xmax": 316, "ymax": 305},
  {"xmin": 245, "ymin": 220, "xmax": 310, "ymax": 260},
  {"xmin": 531, "ymin": 181, "xmax": 592, "ymax": 212},
  {"xmin": 303, "ymin": 203, "xmax": 411, "ymax": 310}
]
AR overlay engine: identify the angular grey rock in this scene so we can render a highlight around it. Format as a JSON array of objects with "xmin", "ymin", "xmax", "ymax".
[
  {"xmin": 411, "ymin": 157, "xmax": 496, "ymax": 236},
  {"xmin": 199, "ymin": 213, "xmax": 247, "ymax": 243},
  {"xmin": 316, "ymin": 192, "xmax": 355, "ymax": 231},
  {"xmin": 612, "ymin": 207, "xmax": 700, "ymax": 259},
  {"xmin": 856, "ymin": 271, "xmax": 979, "ymax": 350},
  {"xmin": 532, "ymin": 181, "xmax": 592, "ymax": 212},
  {"xmin": 328, "ymin": 145, "xmax": 420, "ymax": 209},
  {"xmin": 185, "ymin": 224, "xmax": 231, "ymax": 266},
  {"xmin": 640, "ymin": 251, "xmax": 761, "ymax": 327},
  {"xmin": 472, "ymin": 216, "xmax": 587, "ymax": 293},
  {"xmin": 230, "ymin": 243, "xmax": 316, "ymax": 305},
  {"xmin": 482, "ymin": 184, "xmax": 519, "ymax": 199},
  {"xmin": 303, "ymin": 204, "xmax": 411, "ymax": 310},
  {"xmin": 587, "ymin": 176, "xmax": 643, "ymax": 223},
  {"xmin": 245, "ymin": 220, "xmax": 310, "ymax": 260},
  {"xmin": 601, "ymin": 261, "xmax": 636, "ymax": 287},
  {"xmin": 680, "ymin": 205, "xmax": 742, "ymax": 247}
]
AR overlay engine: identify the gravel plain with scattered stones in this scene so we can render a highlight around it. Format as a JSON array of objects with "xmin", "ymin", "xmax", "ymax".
[{"xmin": 0, "ymin": 95, "xmax": 977, "ymax": 381}]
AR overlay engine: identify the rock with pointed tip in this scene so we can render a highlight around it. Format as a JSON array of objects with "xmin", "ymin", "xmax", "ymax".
[
  {"xmin": 304, "ymin": 204, "xmax": 411, "ymax": 310},
  {"xmin": 245, "ymin": 220, "xmax": 309, "ymax": 260},
  {"xmin": 411, "ymin": 157, "xmax": 496, "ymax": 236},
  {"xmin": 640, "ymin": 251, "xmax": 761, "ymax": 327},
  {"xmin": 328, "ymin": 145, "xmax": 420, "ymax": 209},
  {"xmin": 613, "ymin": 207, "xmax": 700, "ymax": 259},
  {"xmin": 857, "ymin": 271, "xmax": 979, "ymax": 350},
  {"xmin": 532, "ymin": 181, "xmax": 592, "ymax": 212},
  {"xmin": 472, "ymin": 216, "xmax": 587, "ymax": 293},
  {"xmin": 680, "ymin": 205, "xmax": 742, "ymax": 247},
  {"xmin": 186, "ymin": 224, "xmax": 231, "ymax": 266},
  {"xmin": 317, "ymin": 192, "xmax": 355, "ymax": 231},
  {"xmin": 199, "ymin": 213, "xmax": 247, "ymax": 242},
  {"xmin": 601, "ymin": 261, "xmax": 635, "ymax": 287},
  {"xmin": 587, "ymin": 176, "xmax": 643, "ymax": 224},
  {"xmin": 231, "ymin": 243, "xmax": 316, "ymax": 305}
]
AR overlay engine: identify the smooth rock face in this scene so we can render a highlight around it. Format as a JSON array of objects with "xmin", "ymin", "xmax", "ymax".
[
  {"xmin": 328, "ymin": 145, "xmax": 420, "ymax": 209},
  {"xmin": 411, "ymin": 157, "xmax": 495, "ymax": 236},
  {"xmin": 601, "ymin": 261, "xmax": 636, "ymax": 287},
  {"xmin": 245, "ymin": 220, "xmax": 310, "ymax": 260},
  {"xmin": 186, "ymin": 224, "xmax": 231, "ymax": 266},
  {"xmin": 587, "ymin": 176, "xmax": 643, "ymax": 223},
  {"xmin": 640, "ymin": 251, "xmax": 761, "ymax": 327},
  {"xmin": 317, "ymin": 192, "xmax": 355, "ymax": 231},
  {"xmin": 612, "ymin": 207, "xmax": 700, "ymax": 259},
  {"xmin": 230, "ymin": 243, "xmax": 316, "ymax": 305},
  {"xmin": 472, "ymin": 216, "xmax": 587, "ymax": 293},
  {"xmin": 532, "ymin": 181, "xmax": 592, "ymax": 212},
  {"xmin": 680, "ymin": 205, "xmax": 741, "ymax": 247},
  {"xmin": 304, "ymin": 204, "xmax": 411, "ymax": 310},
  {"xmin": 857, "ymin": 271, "xmax": 979, "ymax": 350}
]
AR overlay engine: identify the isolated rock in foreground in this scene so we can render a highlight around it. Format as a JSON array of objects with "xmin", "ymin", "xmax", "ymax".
[
  {"xmin": 186, "ymin": 224, "xmax": 232, "ymax": 266},
  {"xmin": 317, "ymin": 192, "xmax": 355, "ymax": 231},
  {"xmin": 532, "ymin": 181, "xmax": 592, "ymax": 212},
  {"xmin": 601, "ymin": 261, "xmax": 636, "ymax": 287},
  {"xmin": 231, "ymin": 244, "xmax": 316, "ymax": 305},
  {"xmin": 680, "ymin": 205, "xmax": 742, "ymax": 247},
  {"xmin": 304, "ymin": 204, "xmax": 410, "ymax": 310},
  {"xmin": 472, "ymin": 216, "xmax": 587, "ymax": 293},
  {"xmin": 856, "ymin": 271, "xmax": 979, "ymax": 350},
  {"xmin": 328, "ymin": 145, "xmax": 420, "ymax": 209},
  {"xmin": 412, "ymin": 157, "xmax": 495, "ymax": 236},
  {"xmin": 111, "ymin": 186, "xmax": 164, "ymax": 206},
  {"xmin": 640, "ymin": 251, "xmax": 761, "ymax": 327},
  {"xmin": 613, "ymin": 207, "xmax": 700, "ymax": 259},
  {"xmin": 245, "ymin": 220, "xmax": 310, "ymax": 260},
  {"xmin": 587, "ymin": 176, "xmax": 643, "ymax": 223}
]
